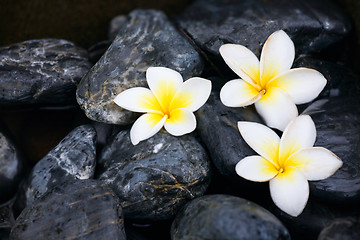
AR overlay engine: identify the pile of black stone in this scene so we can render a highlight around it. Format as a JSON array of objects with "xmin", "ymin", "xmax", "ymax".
[{"xmin": 1, "ymin": 0, "xmax": 360, "ymax": 239}]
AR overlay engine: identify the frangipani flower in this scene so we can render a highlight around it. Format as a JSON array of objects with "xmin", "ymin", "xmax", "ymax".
[
  {"xmin": 235, "ymin": 115, "xmax": 342, "ymax": 217},
  {"xmin": 220, "ymin": 30, "xmax": 327, "ymax": 131},
  {"xmin": 114, "ymin": 67, "xmax": 212, "ymax": 145}
]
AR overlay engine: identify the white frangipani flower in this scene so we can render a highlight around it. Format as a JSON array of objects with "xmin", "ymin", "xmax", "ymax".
[
  {"xmin": 235, "ymin": 115, "xmax": 342, "ymax": 217},
  {"xmin": 219, "ymin": 30, "xmax": 327, "ymax": 131},
  {"xmin": 114, "ymin": 67, "xmax": 212, "ymax": 145}
]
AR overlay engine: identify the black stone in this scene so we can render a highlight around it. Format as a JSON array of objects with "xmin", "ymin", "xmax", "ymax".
[
  {"xmin": 97, "ymin": 130, "xmax": 211, "ymax": 221},
  {"xmin": 77, "ymin": 9, "xmax": 204, "ymax": 125},
  {"xmin": 10, "ymin": 179, "xmax": 126, "ymax": 240},
  {"xmin": 171, "ymin": 194, "xmax": 290, "ymax": 240},
  {"xmin": 318, "ymin": 218, "xmax": 360, "ymax": 240},
  {"xmin": 24, "ymin": 125, "xmax": 97, "ymax": 206},
  {"xmin": 0, "ymin": 132, "xmax": 24, "ymax": 203},
  {"xmin": 177, "ymin": 0, "xmax": 351, "ymax": 59},
  {"xmin": 0, "ymin": 39, "xmax": 92, "ymax": 106}
]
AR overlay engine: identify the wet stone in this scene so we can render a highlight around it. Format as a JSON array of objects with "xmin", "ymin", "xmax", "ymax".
[
  {"xmin": 24, "ymin": 125, "xmax": 97, "ymax": 206},
  {"xmin": 196, "ymin": 92, "xmax": 262, "ymax": 182},
  {"xmin": 10, "ymin": 179, "xmax": 126, "ymax": 240},
  {"xmin": 177, "ymin": 0, "xmax": 351, "ymax": 59},
  {"xmin": 318, "ymin": 217, "xmax": 360, "ymax": 240},
  {"xmin": 97, "ymin": 130, "xmax": 211, "ymax": 221},
  {"xmin": 0, "ymin": 39, "xmax": 92, "ymax": 105},
  {"xmin": 0, "ymin": 132, "xmax": 24, "ymax": 203},
  {"xmin": 171, "ymin": 194, "xmax": 290, "ymax": 240},
  {"xmin": 76, "ymin": 9, "xmax": 204, "ymax": 125}
]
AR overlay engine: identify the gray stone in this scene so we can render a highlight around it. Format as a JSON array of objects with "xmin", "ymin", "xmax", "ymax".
[
  {"xmin": 10, "ymin": 179, "xmax": 126, "ymax": 240},
  {"xmin": 24, "ymin": 125, "xmax": 97, "ymax": 206},
  {"xmin": 77, "ymin": 9, "xmax": 204, "ymax": 125},
  {"xmin": 318, "ymin": 218, "xmax": 360, "ymax": 240},
  {"xmin": 0, "ymin": 39, "xmax": 92, "ymax": 105},
  {"xmin": 171, "ymin": 194, "xmax": 290, "ymax": 240},
  {"xmin": 97, "ymin": 130, "xmax": 211, "ymax": 221}
]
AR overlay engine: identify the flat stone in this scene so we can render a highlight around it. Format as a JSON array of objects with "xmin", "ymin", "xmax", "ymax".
[
  {"xmin": 177, "ymin": 0, "xmax": 351, "ymax": 59},
  {"xmin": 77, "ymin": 9, "xmax": 204, "ymax": 125},
  {"xmin": 318, "ymin": 217, "xmax": 360, "ymax": 240},
  {"xmin": 24, "ymin": 125, "xmax": 97, "ymax": 206},
  {"xmin": 0, "ymin": 39, "xmax": 92, "ymax": 106},
  {"xmin": 10, "ymin": 179, "xmax": 126, "ymax": 240},
  {"xmin": 171, "ymin": 194, "xmax": 290, "ymax": 240},
  {"xmin": 97, "ymin": 130, "xmax": 211, "ymax": 221}
]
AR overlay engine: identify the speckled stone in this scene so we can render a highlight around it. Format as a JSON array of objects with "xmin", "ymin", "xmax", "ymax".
[
  {"xmin": 177, "ymin": 0, "xmax": 351, "ymax": 59},
  {"xmin": 97, "ymin": 130, "xmax": 211, "ymax": 221},
  {"xmin": 171, "ymin": 194, "xmax": 290, "ymax": 240},
  {"xmin": 0, "ymin": 132, "xmax": 24, "ymax": 203},
  {"xmin": 0, "ymin": 39, "xmax": 92, "ymax": 105},
  {"xmin": 10, "ymin": 179, "xmax": 126, "ymax": 240},
  {"xmin": 24, "ymin": 125, "xmax": 97, "ymax": 206},
  {"xmin": 318, "ymin": 218, "xmax": 360, "ymax": 240},
  {"xmin": 76, "ymin": 9, "xmax": 204, "ymax": 125}
]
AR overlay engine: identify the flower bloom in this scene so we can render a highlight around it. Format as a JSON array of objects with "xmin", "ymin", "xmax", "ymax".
[
  {"xmin": 219, "ymin": 30, "xmax": 327, "ymax": 131},
  {"xmin": 235, "ymin": 115, "xmax": 342, "ymax": 217},
  {"xmin": 114, "ymin": 67, "xmax": 212, "ymax": 145}
]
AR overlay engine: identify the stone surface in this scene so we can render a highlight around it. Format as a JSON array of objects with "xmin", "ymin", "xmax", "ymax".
[
  {"xmin": 0, "ymin": 39, "xmax": 91, "ymax": 106},
  {"xmin": 177, "ymin": 0, "xmax": 351, "ymax": 59},
  {"xmin": 77, "ymin": 9, "xmax": 204, "ymax": 125},
  {"xmin": 303, "ymin": 96, "xmax": 360, "ymax": 203},
  {"xmin": 97, "ymin": 130, "xmax": 211, "ymax": 221},
  {"xmin": 10, "ymin": 179, "xmax": 126, "ymax": 240},
  {"xmin": 24, "ymin": 125, "xmax": 97, "ymax": 206},
  {"xmin": 0, "ymin": 132, "xmax": 24, "ymax": 203},
  {"xmin": 171, "ymin": 194, "xmax": 290, "ymax": 240},
  {"xmin": 196, "ymin": 92, "xmax": 262, "ymax": 182},
  {"xmin": 318, "ymin": 217, "xmax": 360, "ymax": 240}
]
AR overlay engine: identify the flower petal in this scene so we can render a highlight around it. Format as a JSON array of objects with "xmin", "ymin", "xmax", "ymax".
[
  {"xmin": 164, "ymin": 109, "xmax": 196, "ymax": 136},
  {"xmin": 235, "ymin": 156, "xmax": 278, "ymax": 182},
  {"xmin": 237, "ymin": 121, "xmax": 280, "ymax": 167},
  {"xmin": 286, "ymin": 147, "xmax": 343, "ymax": 181},
  {"xmin": 255, "ymin": 87, "xmax": 298, "ymax": 131},
  {"xmin": 279, "ymin": 115, "xmax": 316, "ymax": 162},
  {"xmin": 130, "ymin": 113, "xmax": 166, "ymax": 145},
  {"xmin": 113, "ymin": 87, "xmax": 162, "ymax": 114},
  {"xmin": 270, "ymin": 167, "xmax": 309, "ymax": 217},
  {"xmin": 268, "ymin": 68, "xmax": 327, "ymax": 104},
  {"xmin": 219, "ymin": 44, "xmax": 260, "ymax": 86},
  {"xmin": 146, "ymin": 67, "xmax": 183, "ymax": 111},
  {"xmin": 260, "ymin": 30, "xmax": 295, "ymax": 86},
  {"xmin": 170, "ymin": 77, "xmax": 212, "ymax": 112},
  {"xmin": 220, "ymin": 79, "xmax": 264, "ymax": 107}
]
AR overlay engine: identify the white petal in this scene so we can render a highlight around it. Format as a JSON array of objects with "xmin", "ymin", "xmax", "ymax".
[
  {"xmin": 164, "ymin": 109, "xmax": 196, "ymax": 136},
  {"xmin": 130, "ymin": 113, "xmax": 166, "ymax": 145},
  {"xmin": 219, "ymin": 44, "xmax": 260, "ymax": 86},
  {"xmin": 170, "ymin": 77, "xmax": 212, "ymax": 112},
  {"xmin": 268, "ymin": 68, "xmax": 327, "ymax": 104},
  {"xmin": 270, "ymin": 167, "xmax": 309, "ymax": 217},
  {"xmin": 113, "ymin": 87, "xmax": 162, "ymax": 114},
  {"xmin": 286, "ymin": 147, "xmax": 343, "ymax": 181},
  {"xmin": 146, "ymin": 67, "xmax": 183, "ymax": 110},
  {"xmin": 235, "ymin": 156, "xmax": 278, "ymax": 182},
  {"xmin": 237, "ymin": 121, "xmax": 280, "ymax": 167},
  {"xmin": 279, "ymin": 115, "xmax": 316, "ymax": 162},
  {"xmin": 220, "ymin": 79, "xmax": 264, "ymax": 107},
  {"xmin": 255, "ymin": 87, "xmax": 298, "ymax": 131},
  {"xmin": 260, "ymin": 30, "xmax": 295, "ymax": 86}
]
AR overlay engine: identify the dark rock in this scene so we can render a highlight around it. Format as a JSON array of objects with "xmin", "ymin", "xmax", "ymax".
[
  {"xmin": 108, "ymin": 15, "xmax": 128, "ymax": 41},
  {"xmin": 10, "ymin": 179, "xmax": 126, "ymax": 240},
  {"xmin": 196, "ymin": 92, "xmax": 262, "ymax": 182},
  {"xmin": 177, "ymin": 0, "xmax": 351, "ymax": 59},
  {"xmin": 77, "ymin": 9, "xmax": 204, "ymax": 125},
  {"xmin": 171, "ymin": 194, "xmax": 290, "ymax": 240},
  {"xmin": 0, "ymin": 198, "xmax": 16, "ymax": 233},
  {"xmin": 0, "ymin": 132, "xmax": 24, "ymax": 203},
  {"xmin": 318, "ymin": 217, "xmax": 360, "ymax": 240},
  {"xmin": 97, "ymin": 130, "xmax": 211, "ymax": 221},
  {"xmin": 24, "ymin": 125, "xmax": 97, "ymax": 206},
  {"xmin": 303, "ymin": 97, "xmax": 360, "ymax": 203},
  {"xmin": 0, "ymin": 39, "xmax": 92, "ymax": 106}
]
